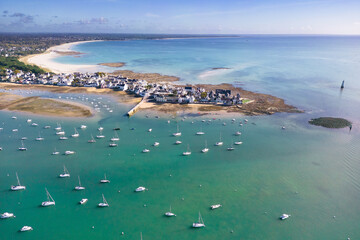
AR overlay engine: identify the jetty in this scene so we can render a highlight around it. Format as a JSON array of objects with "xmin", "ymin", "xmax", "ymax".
[{"xmin": 127, "ymin": 94, "xmax": 149, "ymax": 117}]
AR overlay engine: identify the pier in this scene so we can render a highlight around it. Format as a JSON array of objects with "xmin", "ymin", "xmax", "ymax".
[{"xmin": 127, "ymin": 94, "xmax": 149, "ymax": 117}]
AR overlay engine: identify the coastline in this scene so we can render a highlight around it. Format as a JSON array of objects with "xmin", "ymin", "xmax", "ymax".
[{"xmin": 19, "ymin": 40, "xmax": 104, "ymax": 74}]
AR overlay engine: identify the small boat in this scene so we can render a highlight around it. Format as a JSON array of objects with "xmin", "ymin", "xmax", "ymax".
[
  {"xmin": 80, "ymin": 125, "xmax": 87, "ymax": 129},
  {"xmin": 201, "ymin": 140, "xmax": 209, "ymax": 153},
  {"xmin": 41, "ymin": 188, "xmax": 55, "ymax": 207},
  {"xmin": 110, "ymin": 132, "xmax": 119, "ymax": 141},
  {"xmin": 109, "ymin": 143, "xmax": 117, "ymax": 147},
  {"xmin": 20, "ymin": 226, "xmax": 33, "ymax": 232},
  {"xmin": 100, "ymin": 174, "xmax": 110, "ymax": 183},
  {"xmin": 196, "ymin": 131, "xmax": 205, "ymax": 135},
  {"xmin": 0, "ymin": 147, "xmax": 2, "ymax": 151},
  {"xmin": 173, "ymin": 124, "xmax": 181, "ymax": 137},
  {"xmin": 280, "ymin": 213, "xmax": 291, "ymax": 220},
  {"xmin": 71, "ymin": 128, "xmax": 79, "ymax": 138},
  {"xmin": 215, "ymin": 133, "xmax": 223, "ymax": 146},
  {"xmin": 26, "ymin": 119, "xmax": 32, "ymax": 123},
  {"xmin": 183, "ymin": 144, "xmax": 191, "ymax": 156},
  {"xmin": 222, "ymin": 122, "xmax": 226, "ymax": 126},
  {"xmin": 59, "ymin": 136, "xmax": 68, "ymax": 140},
  {"xmin": 153, "ymin": 142, "xmax": 160, "ymax": 147},
  {"xmin": 165, "ymin": 205, "xmax": 176, "ymax": 217},
  {"xmin": 113, "ymin": 127, "xmax": 120, "ymax": 131},
  {"xmin": 31, "ymin": 123, "xmax": 38, "ymax": 127},
  {"xmin": 88, "ymin": 135, "xmax": 96, "ymax": 143},
  {"xmin": 12, "ymin": 129, "xmax": 18, "ymax": 132},
  {"xmin": 192, "ymin": 212, "xmax": 205, "ymax": 228},
  {"xmin": 142, "ymin": 149, "xmax": 150, "ymax": 153},
  {"xmin": 98, "ymin": 194, "xmax": 109, "ymax": 207},
  {"xmin": 21, "ymin": 137, "xmax": 27, "ymax": 140},
  {"xmin": 211, "ymin": 204, "xmax": 222, "ymax": 210},
  {"xmin": 98, "ymin": 127, "xmax": 104, "ymax": 131},
  {"xmin": 282, "ymin": 126, "xmax": 286, "ymax": 130},
  {"xmin": 11, "ymin": 116, "xmax": 17, "ymax": 119},
  {"xmin": 0, "ymin": 212, "xmax": 15, "ymax": 219},
  {"xmin": 79, "ymin": 198, "xmax": 88, "ymax": 205},
  {"xmin": 148, "ymin": 128, "xmax": 152, "ymax": 132},
  {"xmin": 59, "ymin": 165, "xmax": 70, "ymax": 178},
  {"xmin": 44, "ymin": 125, "xmax": 51, "ymax": 129},
  {"xmin": 175, "ymin": 140, "xmax": 182, "ymax": 145},
  {"xmin": 135, "ymin": 186, "xmax": 146, "ymax": 192},
  {"xmin": 11, "ymin": 172, "xmax": 26, "ymax": 191},
  {"xmin": 234, "ymin": 141, "xmax": 243, "ymax": 145},
  {"xmin": 56, "ymin": 131, "xmax": 65, "ymax": 135},
  {"xmin": 65, "ymin": 150, "xmax": 75, "ymax": 155},
  {"xmin": 235, "ymin": 131, "xmax": 241, "ymax": 136},
  {"xmin": 74, "ymin": 176, "xmax": 85, "ymax": 190}
]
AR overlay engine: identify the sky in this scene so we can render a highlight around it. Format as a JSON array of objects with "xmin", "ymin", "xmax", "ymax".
[{"xmin": 0, "ymin": 0, "xmax": 360, "ymax": 34}]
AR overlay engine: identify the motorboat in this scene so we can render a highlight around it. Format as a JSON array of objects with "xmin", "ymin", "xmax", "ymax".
[
  {"xmin": 135, "ymin": 186, "xmax": 146, "ymax": 192},
  {"xmin": 148, "ymin": 128, "xmax": 152, "ymax": 132},
  {"xmin": 65, "ymin": 150, "xmax": 75, "ymax": 155},
  {"xmin": 280, "ymin": 214, "xmax": 290, "ymax": 220},
  {"xmin": 235, "ymin": 131, "xmax": 241, "ymax": 136},
  {"xmin": 1, "ymin": 212, "xmax": 15, "ymax": 219},
  {"xmin": 153, "ymin": 142, "xmax": 160, "ymax": 147},
  {"xmin": 74, "ymin": 176, "xmax": 85, "ymax": 190},
  {"xmin": 234, "ymin": 141, "xmax": 243, "ymax": 145},
  {"xmin": 31, "ymin": 123, "xmax": 38, "ymax": 127},
  {"xmin": 80, "ymin": 125, "xmax": 87, "ymax": 129},
  {"xmin": 100, "ymin": 174, "xmax": 110, "ymax": 183},
  {"xmin": 59, "ymin": 136, "xmax": 68, "ymax": 140},
  {"xmin": 44, "ymin": 125, "xmax": 51, "ymax": 129},
  {"xmin": 142, "ymin": 149, "xmax": 150, "ymax": 153},
  {"xmin": 12, "ymin": 129, "xmax": 18, "ymax": 132},
  {"xmin": 211, "ymin": 204, "xmax": 222, "ymax": 210},
  {"xmin": 20, "ymin": 226, "xmax": 33, "ymax": 232},
  {"xmin": 26, "ymin": 119, "xmax": 32, "ymax": 123},
  {"xmin": 98, "ymin": 194, "xmax": 109, "ymax": 207},
  {"xmin": 192, "ymin": 212, "xmax": 205, "ymax": 228},
  {"xmin": 79, "ymin": 198, "xmax": 88, "ymax": 205},
  {"xmin": 98, "ymin": 127, "xmax": 104, "ymax": 131},
  {"xmin": 56, "ymin": 131, "xmax": 65, "ymax": 135},
  {"xmin": 109, "ymin": 143, "xmax": 117, "ymax": 147},
  {"xmin": 11, "ymin": 116, "xmax": 17, "ymax": 119},
  {"xmin": 41, "ymin": 188, "xmax": 55, "ymax": 207},
  {"xmin": 59, "ymin": 165, "xmax": 70, "ymax": 178},
  {"xmin": 175, "ymin": 141, "xmax": 182, "ymax": 145},
  {"xmin": 21, "ymin": 137, "xmax": 27, "ymax": 140},
  {"xmin": 165, "ymin": 205, "xmax": 176, "ymax": 217},
  {"xmin": 196, "ymin": 131, "xmax": 205, "ymax": 135},
  {"xmin": 11, "ymin": 172, "xmax": 26, "ymax": 191}
]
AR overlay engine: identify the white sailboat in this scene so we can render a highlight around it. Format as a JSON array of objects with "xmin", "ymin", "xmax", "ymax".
[
  {"xmin": 55, "ymin": 123, "xmax": 62, "ymax": 131},
  {"xmin": 98, "ymin": 194, "xmax": 109, "ymax": 207},
  {"xmin": 59, "ymin": 136, "xmax": 68, "ymax": 140},
  {"xmin": 52, "ymin": 148, "xmax": 60, "ymax": 155},
  {"xmin": 196, "ymin": 126, "xmax": 205, "ymax": 135},
  {"xmin": 41, "ymin": 188, "xmax": 55, "ymax": 207},
  {"xmin": 74, "ymin": 176, "xmax": 85, "ymax": 190},
  {"xmin": 96, "ymin": 130, "xmax": 105, "ymax": 139},
  {"xmin": 201, "ymin": 140, "xmax": 209, "ymax": 153},
  {"xmin": 109, "ymin": 142, "xmax": 117, "ymax": 147},
  {"xmin": 227, "ymin": 144, "xmax": 235, "ymax": 151},
  {"xmin": 11, "ymin": 172, "xmax": 26, "ymax": 191},
  {"xmin": 71, "ymin": 128, "xmax": 79, "ymax": 138},
  {"xmin": 175, "ymin": 140, "xmax": 182, "ymax": 145},
  {"xmin": 110, "ymin": 131, "xmax": 119, "ymax": 141},
  {"xmin": 100, "ymin": 174, "xmax": 110, "ymax": 183},
  {"xmin": 65, "ymin": 150, "xmax": 75, "ymax": 155},
  {"xmin": 165, "ymin": 205, "xmax": 176, "ymax": 217},
  {"xmin": 235, "ymin": 131, "xmax": 241, "ymax": 136},
  {"xmin": 142, "ymin": 149, "xmax": 150, "ymax": 153},
  {"xmin": 183, "ymin": 144, "xmax": 191, "ymax": 156},
  {"xmin": 280, "ymin": 213, "xmax": 291, "ymax": 220},
  {"xmin": 172, "ymin": 124, "xmax": 181, "ymax": 137},
  {"xmin": 56, "ymin": 131, "xmax": 65, "ymax": 135},
  {"xmin": 35, "ymin": 132, "xmax": 44, "ymax": 141},
  {"xmin": 18, "ymin": 141, "xmax": 27, "ymax": 151},
  {"xmin": 59, "ymin": 165, "xmax": 70, "ymax": 178},
  {"xmin": 192, "ymin": 212, "xmax": 205, "ymax": 228},
  {"xmin": 215, "ymin": 133, "xmax": 223, "ymax": 146},
  {"xmin": 88, "ymin": 134, "xmax": 96, "ymax": 143}
]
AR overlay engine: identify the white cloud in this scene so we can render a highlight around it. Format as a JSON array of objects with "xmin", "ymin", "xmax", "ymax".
[{"xmin": 145, "ymin": 13, "xmax": 160, "ymax": 18}]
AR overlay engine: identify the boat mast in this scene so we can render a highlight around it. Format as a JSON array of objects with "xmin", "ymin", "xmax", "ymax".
[{"xmin": 16, "ymin": 172, "xmax": 21, "ymax": 185}]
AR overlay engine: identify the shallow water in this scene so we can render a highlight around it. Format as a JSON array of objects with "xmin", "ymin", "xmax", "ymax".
[{"xmin": 1, "ymin": 36, "xmax": 360, "ymax": 239}]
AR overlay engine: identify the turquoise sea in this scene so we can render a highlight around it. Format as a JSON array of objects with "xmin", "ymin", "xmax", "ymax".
[{"xmin": 1, "ymin": 36, "xmax": 360, "ymax": 239}]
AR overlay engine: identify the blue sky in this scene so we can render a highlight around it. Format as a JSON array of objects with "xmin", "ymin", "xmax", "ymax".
[{"xmin": 0, "ymin": 0, "xmax": 359, "ymax": 34}]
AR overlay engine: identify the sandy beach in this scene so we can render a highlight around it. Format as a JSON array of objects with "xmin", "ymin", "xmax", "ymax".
[{"xmin": 20, "ymin": 41, "xmax": 103, "ymax": 74}]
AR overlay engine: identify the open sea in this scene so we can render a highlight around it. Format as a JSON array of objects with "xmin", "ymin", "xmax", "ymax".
[{"xmin": 1, "ymin": 36, "xmax": 360, "ymax": 239}]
